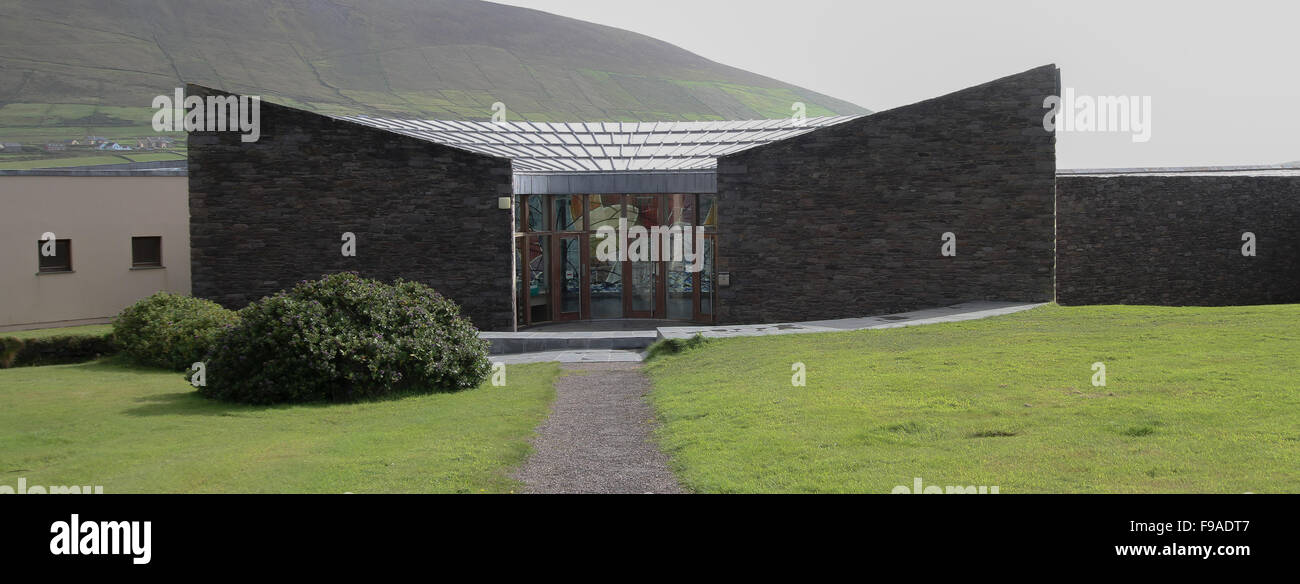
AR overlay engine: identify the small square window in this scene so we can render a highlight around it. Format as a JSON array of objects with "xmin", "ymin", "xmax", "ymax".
[
  {"xmin": 131, "ymin": 236, "xmax": 162, "ymax": 268},
  {"xmin": 37, "ymin": 239, "xmax": 71, "ymax": 273}
]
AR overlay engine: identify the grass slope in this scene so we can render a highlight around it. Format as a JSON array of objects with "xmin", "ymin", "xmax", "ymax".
[
  {"xmin": 1, "ymin": 324, "xmax": 112, "ymax": 339},
  {"xmin": 0, "ymin": 0, "xmax": 869, "ymax": 159},
  {"xmin": 645, "ymin": 304, "xmax": 1300, "ymax": 493},
  {"xmin": 0, "ymin": 358, "xmax": 560, "ymax": 493}
]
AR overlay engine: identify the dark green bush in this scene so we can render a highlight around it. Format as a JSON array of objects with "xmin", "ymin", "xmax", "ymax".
[
  {"xmin": 194, "ymin": 273, "xmax": 491, "ymax": 404},
  {"xmin": 113, "ymin": 292, "xmax": 239, "ymax": 370},
  {"xmin": 0, "ymin": 334, "xmax": 117, "ymax": 368}
]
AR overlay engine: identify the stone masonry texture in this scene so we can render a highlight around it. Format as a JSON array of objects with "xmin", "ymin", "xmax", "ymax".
[
  {"xmin": 714, "ymin": 65, "xmax": 1060, "ymax": 324},
  {"xmin": 187, "ymin": 85, "xmax": 515, "ymax": 330},
  {"xmin": 1056, "ymin": 175, "xmax": 1300, "ymax": 306}
]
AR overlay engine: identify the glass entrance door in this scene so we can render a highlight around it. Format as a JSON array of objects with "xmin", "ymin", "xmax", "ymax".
[
  {"xmin": 524, "ymin": 235, "xmax": 550, "ymax": 324},
  {"xmin": 664, "ymin": 194, "xmax": 695, "ymax": 320},
  {"xmin": 588, "ymin": 194, "xmax": 622, "ymax": 319},
  {"xmin": 625, "ymin": 260, "xmax": 657, "ymax": 318},
  {"xmin": 623, "ymin": 195, "xmax": 659, "ymax": 318},
  {"xmin": 516, "ymin": 193, "xmax": 715, "ymax": 325},
  {"xmin": 554, "ymin": 234, "xmax": 583, "ymax": 320}
]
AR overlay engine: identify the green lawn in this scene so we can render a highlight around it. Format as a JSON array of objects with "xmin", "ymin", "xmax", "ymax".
[
  {"xmin": 121, "ymin": 152, "xmax": 185, "ymax": 163},
  {"xmin": 0, "ymin": 358, "xmax": 559, "ymax": 493},
  {"xmin": 2, "ymin": 324, "xmax": 112, "ymax": 339},
  {"xmin": 645, "ymin": 304, "xmax": 1300, "ymax": 493},
  {"xmin": 0, "ymin": 155, "xmax": 134, "ymax": 170}
]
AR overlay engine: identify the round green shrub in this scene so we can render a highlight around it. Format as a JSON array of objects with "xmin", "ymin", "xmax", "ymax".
[
  {"xmin": 193, "ymin": 273, "xmax": 490, "ymax": 404},
  {"xmin": 113, "ymin": 292, "xmax": 239, "ymax": 370}
]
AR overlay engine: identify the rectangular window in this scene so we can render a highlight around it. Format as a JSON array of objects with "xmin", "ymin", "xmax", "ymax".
[
  {"xmin": 37, "ymin": 239, "xmax": 71, "ymax": 273},
  {"xmin": 665, "ymin": 193, "xmax": 695, "ymax": 230},
  {"xmin": 587, "ymin": 194, "xmax": 621, "ymax": 232},
  {"xmin": 131, "ymin": 236, "xmax": 162, "ymax": 267},
  {"xmin": 553, "ymin": 194, "xmax": 585, "ymax": 231},
  {"xmin": 626, "ymin": 195, "xmax": 659, "ymax": 228},
  {"xmin": 699, "ymin": 194, "xmax": 717, "ymax": 229},
  {"xmin": 527, "ymin": 195, "xmax": 547, "ymax": 232}
]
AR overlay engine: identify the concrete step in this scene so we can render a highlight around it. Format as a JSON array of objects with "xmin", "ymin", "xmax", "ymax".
[
  {"xmin": 480, "ymin": 331, "xmax": 659, "ymax": 355},
  {"xmin": 491, "ymin": 349, "xmax": 645, "ymax": 364}
]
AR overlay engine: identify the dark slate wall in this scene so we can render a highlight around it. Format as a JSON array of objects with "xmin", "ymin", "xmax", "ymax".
[
  {"xmin": 1057, "ymin": 175, "xmax": 1300, "ymax": 306},
  {"xmin": 714, "ymin": 65, "xmax": 1059, "ymax": 324},
  {"xmin": 187, "ymin": 85, "xmax": 516, "ymax": 330}
]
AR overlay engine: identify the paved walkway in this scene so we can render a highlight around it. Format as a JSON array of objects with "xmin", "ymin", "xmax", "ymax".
[
  {"xmin": 513, "ymin": 363, "xmax": 685, "ymax": 494},
  {"xmin": 656, "ymin": 301, "xmax": 1046, "ymax": 339}
]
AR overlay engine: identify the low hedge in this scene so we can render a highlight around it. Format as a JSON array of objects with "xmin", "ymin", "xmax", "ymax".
[{"xmin": 0, "ymin": 333, "xmax": 117, "ymax": 368}]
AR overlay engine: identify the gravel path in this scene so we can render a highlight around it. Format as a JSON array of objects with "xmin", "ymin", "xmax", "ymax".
[{"xmin": 514, "ymin": 363, "xmax": 685, "ymax": 494}]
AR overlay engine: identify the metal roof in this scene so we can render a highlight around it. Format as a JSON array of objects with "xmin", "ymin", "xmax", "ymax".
[{"xmin": 337, "ymin": 115, "xmax": 863, "ymax": 172}]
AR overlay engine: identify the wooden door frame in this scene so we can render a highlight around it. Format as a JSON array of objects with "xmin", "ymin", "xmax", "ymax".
[
  {"xmin": 621, "ymin": 194, "xmax": 660, "ymax": 319},
  {"xmin": 621, "ymin": 259, "xmax": 657, "ymax": 319},
  {"xmin": 518, "ymin": 236, "xmax": 530, "ymax": 327},
  {"xmin": 520, "ymin": 193, "xmax": 715, "ymax": 324},
  {"xmin": 692, "ymin": 223, "xmax": 716, "ymax": 324},
  {"xmin": 551, "ymin": 233, "xmax": 584, "ymax": 321}
]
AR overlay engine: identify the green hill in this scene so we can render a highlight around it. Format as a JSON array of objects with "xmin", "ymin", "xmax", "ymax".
[{"xmin": 0, "ymin": 0, "xmax": 868, "ymax": 167}]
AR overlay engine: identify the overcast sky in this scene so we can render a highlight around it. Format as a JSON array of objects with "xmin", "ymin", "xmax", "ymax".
[{"xmin": 497, "ymin": 0, "xmax": 1298, "ymax": 169}]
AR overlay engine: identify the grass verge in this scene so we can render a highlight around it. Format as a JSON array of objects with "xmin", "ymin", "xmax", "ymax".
[
  {"xmin": 0, "ymin": 357, "xmax": 559, "ymax": 493},
  {"xmin": 2, "ymin": 324, "xmax": 113, "ymax": 339},
  {"xmin": 644, "ymin": 304, "xmax": 1300, "ymax": 493}
]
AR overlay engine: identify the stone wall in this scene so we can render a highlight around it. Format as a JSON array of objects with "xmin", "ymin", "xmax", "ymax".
[
  {"xmin": 1056, "ymin": 175, "xmax": 1300, "ymax": 306},
  {"xmin": 187, "ymin": 85, "xmax": 516, "ymax": 330},
  {"xmin": 714, "ymin": 65, "xmax": 1059, "ymax": 324}
]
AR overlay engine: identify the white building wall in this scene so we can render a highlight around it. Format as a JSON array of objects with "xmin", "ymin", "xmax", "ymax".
[{"xmin": 0, "ymin": 173, "xmax": 190, "ymax": 331}]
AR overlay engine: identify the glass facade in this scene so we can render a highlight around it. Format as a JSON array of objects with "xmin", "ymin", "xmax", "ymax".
[{"xmin": 514, "ymin": 193, "xmax": 716, "ymax": 326}]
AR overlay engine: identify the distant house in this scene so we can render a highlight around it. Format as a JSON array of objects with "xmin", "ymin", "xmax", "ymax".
[
  {"xmin": 142, "ymin": 136, "xmax": 176, "ymax": 149},
  {"xmin": 97, "ymin": 142, "xmax": 131, "ymax": 151},
  {"xmin": 0, "ymin": 142, "xmax": 22, "ymax": 152},
  {"xmin": 45, "ymin": 143, "xmax": 67, "ymax": 152},
  {"xmin": 85, "ymin": 136, "xmax": 107, "ymax": 146}
]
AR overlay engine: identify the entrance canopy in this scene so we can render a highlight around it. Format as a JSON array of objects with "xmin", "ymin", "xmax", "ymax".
[
  {"xmin": 334, "ymin": 113, "xmax": 862, "ymax": 324},
  {"xmin": 339, "ymin": 115, "xmax": 860, "ymax": 173}
]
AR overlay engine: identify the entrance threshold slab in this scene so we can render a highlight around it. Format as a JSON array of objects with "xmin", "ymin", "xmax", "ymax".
[
  {"xmin": 492, "ymin": 349, "xmax": 645, "ymax": 364},
  {"xmin": 518, "ymin": 319, "xmax": 680, "ymax": 332},
  {"xmin": 482, "ymin": 302, "xmax": 1047, "ymax": 355},
  {"xmin": 480, "ymin": 330, "xmax": 658, "ymax": 355}
]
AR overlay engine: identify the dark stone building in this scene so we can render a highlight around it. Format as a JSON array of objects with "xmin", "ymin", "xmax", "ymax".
[
  {"xmin": 188, "ymin": 66, "xmax": 1066, "ymax": 331},
  {"xmin": 187, "ymin": 85, "xmax": 516, "ymax": 330},
  {"xmin": 188, "ymin": 65, "xmax": 1300, "ymax": 332},
  {"xmin": 1056, "ymin": 174, "xmax": 1300, "ymax": 306},
  {"xmin": 715, "ymin": 65, "xmax": 1060, "ymax": 323}
]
